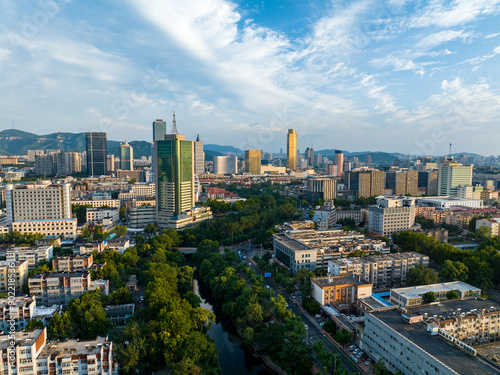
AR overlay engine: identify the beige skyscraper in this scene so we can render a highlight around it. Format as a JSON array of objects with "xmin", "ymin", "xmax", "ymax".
[
  {"xmin": 287, "ymin": 129, "xmax": 297, "ymax": 170},
  {"xmin": 245, "ymin": 150, "xmax": 261, "ymax": 174}
]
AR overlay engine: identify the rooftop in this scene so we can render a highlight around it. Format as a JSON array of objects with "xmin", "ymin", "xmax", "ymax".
[
  {"xmin": 0, "ymin": 329, "xmax": 43, "ymax": 350},
  {"xmin": 391, "ymin": 281, "xmax": 480, "ymax": 300},
  {"xmin": 39, "ymin": 336, "xmax": 110, "ymax": 357},
  {"xmin": 371, "ymin": 308, "xmax": 500, "ymax": 375},
  {"xmin": 312, "ymin": 275, "xmax": 371, "ymax": 288},
  {"xmin": 0, "ymin": 296, "xmax": 35, "ymax": 308}
]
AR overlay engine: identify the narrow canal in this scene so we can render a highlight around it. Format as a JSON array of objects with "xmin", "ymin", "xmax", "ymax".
[{"xmin": 195, "ymin": 279, "xmax": 272, "ymax": 375}]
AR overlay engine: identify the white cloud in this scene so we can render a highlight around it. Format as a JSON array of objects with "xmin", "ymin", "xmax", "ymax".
[
  {"xmin": 484, "ymin": 32, "xmax": 500, "ymax": 38},
  {"xmin": 416, "ymin": 29, "xmax": 472, "ymax": 49},
  {"xmin": 409, "ymin": 0, "xmax": 500, "ymax": 28},
  {"xmin": 369, "ymin": 55, "xmax": 427, "ymax": 76}
]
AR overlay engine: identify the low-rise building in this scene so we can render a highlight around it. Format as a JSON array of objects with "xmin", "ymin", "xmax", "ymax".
[
  {"xmin": 390, "ymin": 281, "xmax": 481, "ymax": 308},
  {"xmin": 476, "ymin": 217, "xmax": 500, "ymax": 236},
  {"xmin": 0, "ymin": 260, "xmax": 29, "ymax": 292},
  {"xmin": 0, "ymin": 327, "xmax": 119, "ymax": 375},
  {"xmin": 86, "ymin": 207, "xmax": 120, "ymax": 224},
  {"xmin": 0, "ymin": 296, "xmax": 36, "ymax": 333},
  {"xmin": 6, "ymin": 245, "xmax": 54, "ymax": 270},
  {"xmin": 415, "ymin": 196, "xmax": 483, "ymax": 209},
  {"xmin": 104, "ymin": 304, "xmax": 135, "ymax": 327},
  {"xmin": 52, "ymin": 254, "xmax": 93, "ymax": 272},
  {"xmin": 129, "ymin": 204, "xmax": 155, "ymax": 229},
  {"xmin": 311, "ymin": 275, "xmax": 372, "ymax": 309},
  {"xmin": 328, "ymin": 252, "xmax": 430, "ymax": 289},
  {"xmin": 71, "ymin": 198, "xmax": 120, "ymax": 208},
  {"xmin": 106, "ymin": 239, "xmax": 130, "ymax": 254},
  {"xmin": 11, "ymin": 218, "xmax": 77, "ymax": 240}
]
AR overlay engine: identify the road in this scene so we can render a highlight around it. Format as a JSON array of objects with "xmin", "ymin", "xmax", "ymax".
[{"xmin": 251, "ymin": 261, "xmax": 362, "ymax": 375}]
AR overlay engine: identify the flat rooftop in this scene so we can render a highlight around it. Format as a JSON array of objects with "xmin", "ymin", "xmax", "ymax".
[
  {"xmin": 403, "ymin": 299, "xmax": 500, "ymax": 322},
  {"xmin": 392, "ymin": 281, "xmax": 480, "ymax": 300},
  {"xmin": 0, "ymin": 296, "xmax": 34, "ymax": 308},
  {"xmin": 40, "ymin": 336, "xmax": 109, "ymax": 357},
  {"xmin": 312, "ymin": 275, "xmax": 371, "ymax": 287},
  {"xmin": 372, "ymin": 309, "xmax": 500, "ymax": 375},
  {"xmin": 0, "ymin": 329, "xmax": 43, "ymax": 350}
]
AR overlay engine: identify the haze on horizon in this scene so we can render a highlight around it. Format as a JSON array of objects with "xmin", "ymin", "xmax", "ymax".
[{"xmin": 1, "ymin": 0, "xmax": 500, "ymax": 155}]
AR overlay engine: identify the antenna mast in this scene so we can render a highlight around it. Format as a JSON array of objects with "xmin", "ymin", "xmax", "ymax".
[
  {"xmin": 170, "ymin": 112, "xmax": 179, "ymax": 134},
  {"xmin": 449, "ymin": 143, "xmax": 452, "ymax": 158}
]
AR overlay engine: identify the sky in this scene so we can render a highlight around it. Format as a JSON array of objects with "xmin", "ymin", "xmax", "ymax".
[{"xmin": 1, "ymin": 0, "xmax": 500, "ymax": 156}]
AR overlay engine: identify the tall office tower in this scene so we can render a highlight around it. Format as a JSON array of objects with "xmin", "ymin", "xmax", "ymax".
[
  {"xmin": 326, "ymin": 163, "xmax": 338, "ymax": 176},
  {"xmin": 386, "ymin": 170, "xmax": 418, "ymax": 196},
  {"xmin": 438, "ymin": 157, "xmax": 473, "ymax": 196},
  {"xmin": 153, "ymin": 119, "xmax": 167, "ymax": 141},
  {"xmin": 305, "ymin": 147, "xmax": 314, "ymax": 166},
  {"xmin": 315, "ymin": 153, "xmax": 323, "ymax": 168},
  {"xmin": 120, "ymin": 140, "xmax": 134, "ymax": 171},
  {"xmin": 107, "ymin": 155, "xmax": 115, "ymax": 172},
  {"xmin": 34, "ymin": 154, "xmax": 55, "ymax": 176},
  {"xmin": 213, "ymin": 156, "xmax": 238, "ymax": 174},
  {"xmin": 245, "ymin": 150, "xmax": 261, "ymax": 174},
  {"xmin": 194, "ymin": 134, "xmax": 205, "ymax": 174},
  {"xmin": 5, "ymin": 183, "xmax": 72, "ymax": 225},
  {"xmin": 366, "ymin": 155, "xmax": 372, "ymax": 166},
  {"xmin": 86, "ymin": 132, "xmax": 107, "ymax": 177},
  {"xmin": 56, "ymin": 152, "xmax": 81, "ymax": 175},
  {"xmin": 347, "ymin": 170, "xmax": 386, "ymax": 198},
  {"xmin": 155, "ymin": 125, "xmax": 195, "ymax": 227},
  {"xmin": 335, "ymin": 150, "xmax": 344, "ymax": 176},
  {"xmin": 27, "ymin": 150, "xmax": 44, "ymax": 163},
  {"xmin": 306, "ymin": 178, "xmax": 338, "ymax": 202},
  {"xmin": 287, "ymin": 129, "xmax": 297, "ymax": 170}
]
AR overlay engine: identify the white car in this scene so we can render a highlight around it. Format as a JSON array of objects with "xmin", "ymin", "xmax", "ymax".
[
  {"xmin": 348, "ymin": 345, "xmax": 356, "ymax": 351},
  {"xmin": 315, "ymin": 314, "xmax": 321, "ymax": 319},
  {"xmin": 304, "ymin": 324, "xmax": 308, "ymax": 330},
  {"xmin": 365, "ymin": 359, "xmax": 372, "ymax": 366},
  {"xmin": 353, "ymin": 349, "xmax": 360, "ymax": 355},
  {"xmin": 357, "ymin": 352, "xmax": 364, "ymax": 359}
]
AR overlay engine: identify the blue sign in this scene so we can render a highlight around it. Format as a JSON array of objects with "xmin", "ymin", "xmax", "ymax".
[{"xmin": 264, "ymin": 272, "xmax": 271, "ymax": 278}]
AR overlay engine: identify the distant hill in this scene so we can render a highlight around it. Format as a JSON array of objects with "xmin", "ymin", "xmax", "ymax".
[
  {"xmin": 204, "ymin": 144, "xmax": 243, "ymax": 155},
  {"xmin": 317, "ymin": 149, "xmax": 401, "ymax": 164}
]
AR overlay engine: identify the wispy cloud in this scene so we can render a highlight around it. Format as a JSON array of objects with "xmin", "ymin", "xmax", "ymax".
[{"xmin": 416, "ymin": 29, "xmax": 473, "ymax": 49}]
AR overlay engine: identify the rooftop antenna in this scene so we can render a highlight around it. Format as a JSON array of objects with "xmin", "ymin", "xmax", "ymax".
[
  {"xmin": 449, "ymin": 143, "xmax": 452, "ymax": 157},
  {"xmin": 170, "ymin": 111, "xmax": 179, "ymax": 134}
]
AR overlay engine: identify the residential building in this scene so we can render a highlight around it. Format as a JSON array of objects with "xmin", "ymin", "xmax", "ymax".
[
  {"xmin": 86, "ymin": 207, "xmax": 119, "ymax": 224},
  {"xmin": 346, "ymin": 169, "xmax": 385, "ymax": 198},
  {"xmin": 0, "ymin": 328, "xmax": 119, "ymax": 375},
  {"xmin": 328, "ymin": 252, "xmax": 429, "ymax": 288},
  {"xmin": 107, "ymin": 154, "xmax": 115, "ymax": 172},
  {"xmin": 12, "ymin": 218, "xmax": 77, "ymax": 240},
  {"xmin": 0, "ymin": 296, "xmax": 36, "ymax": 333},
  {"xmin": 0, "ymin": 260, "xmax": 29, "ymax": 292},
  {"xmin": 213, "ymin": 155, "xmax": 238, "ymax": 174},
  {"xmin": 306, "ymin": 178, "xmax": 337, "ymax": 202},
  {"xmin": 456, "ymin": 184, "xmax": 483, "ymax": 200},
  {"xmin": 438, "ymin": 157, "xmax": 473, "ymax": 196},
  {"xmin": 390, "ymin": 281, "xmax": 480, "ymax": 307},
  {"xmin": 385, "ymin": 170, "xmax": 418, "ymax": 196},
  {"xmin": 194, "ymin": 134, "xmax": 205, "ymax": 174},
  {"xmin": 29, "ymin": 271, "xmax": 109, "ymax": 306},
  {"xmin": 120, "ymin": 140, "xmax": 133, "ymax": 170},
  {"xmin": 86, "ymin": 132, "xmax": 107, "ymax": 176},
  {"xmin": 476, "ymin": 217, "xmax": 500, "ymax": 236},
  {"xmin": 311, "ymin": 275, "xmax": 372, "ymax": 308},
  {"xmin": 56, "ymin": 151, "xmax": 81, "ymax": 175},
  {"xmin": 287, "ymin": 129, "xmax": 297, "ymax": 170},
  {"xmin": 368, "ymin": 196, "xmax": 416, "ymax": 236},
  {"xmin": 34, "ymin": 154, "xmax": 56, "ymax": 176},
  {"xmin": 6, "ymin": 245, "xmax": 54, "ymax": 270},
  {"xmin": 305, "ymin": 147, "xmax": 314, "ymax": 167},
  {"xmin": 71, "ymin": 198, "xmax": 120, "ymax": 208},
  {"xmin": 27, "ymin": 150, "xmax": 44, "ymax": 163},
  {"xmin": 5, "ymin": 183, "xmax": 72, "ymax": 225},
  {"xmin": 129, "ymin": 202, "xmax": 155, "ymax": 229},
  {"xmin": 334, "ymin": 150, "xmax": 344, "ymax": 176},
  {"xmin": 245, "ymin": 149, "xmax": 261, "ymax": 174},
  {"xmin": 418, "ymin": 170, "xmax": 438, "ymax": 196},
  {"xmin": 52, "ymin": 254, "xmax": 93, "ymax": 272}
]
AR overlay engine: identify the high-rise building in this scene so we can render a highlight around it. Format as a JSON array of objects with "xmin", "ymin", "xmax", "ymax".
[
  {"xmin": 194, "ymin": 134, "xmax": 205, "ymax": 174},
  {"xmin": 418, "ymin": 171, "xmax": 438, "ymax": 195},
  {"xmin": 27, "ymin": 150, "xmax": 44, "ymax": 163},
  {"xmin": 34, "ymin": 154, "xmax": 56, "ymax": 176},
  {"xmin": 335, "ymin": 150, "xmax": 344, "ymax": 176},
  {"xmin": 438, "ymin": 158, "xmax": 473, "ymax": 196},
  {"xmin": 56, "ymin": 152, "xmax": 81, "ymax": 175},
  {"xmin": 107, "ymin": 154, "xmax": 115, "ymax": 172},
  {"xmin": 213, "ymin": 156, "xmax": 238, "ymax": 174},
  {"xmin": 305, "ymin": 147, "xmax": 314, "ymax": 166},
  {"xmin": 385, "ymin": 170, "xmax": 418, "ymax": 196},
  {"xmin": 245, "ymin": 150, "xmax": 261, "ymax": 174},
  {"xmin": 286, "ymin": 129, "xmax": 297, "ymax": 170},
  {"xmin": 86, "ymin": 132, "xmax": 107, "ymax": 176},
  {"xmin": 306, "ymin": 178, "xmax": 338, "ymax": 202},
  {"xmin": 368, "ymin": 196, "xmax": 416, "ymax": 236},
  {"xmin": 5, "ymin": 184, "xmax": 72, "ymax": 225},
  {"xmin": 120, "ymin": 140, "xmax": 133, "ymax": 171},
  {"xmin": 152, "ymin": 119, "xmax": 167, "ymax": 142},
  {"xmin": 366, "ymin": 155, "xmax": 372, "ymax": 166},
  {"xmin": 347, "ymin": 169, "xmax": 386, "ymax": 198}
]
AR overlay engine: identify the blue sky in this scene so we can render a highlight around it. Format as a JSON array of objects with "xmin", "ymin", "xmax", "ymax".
[{"xmin": 1, "ymin": 0, "xmax": 500, "ymax": 155}]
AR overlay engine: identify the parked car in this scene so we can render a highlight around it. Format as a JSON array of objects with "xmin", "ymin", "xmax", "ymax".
[
  {"xmin": 348, "ymin": 345, "xmax": 356, "ymax": 351},
  {"xmin": 357, "ymin": 352, "xmax": 364, "ymax": 359},
  {"xmin": 315, "ymin": 314, "xmax": 321, "ymax": 318},
  {"xmin": 365, "ymin": 359, "xmax": 372, "ymax": 366},
  {"xmin": 265, "ymin": 285, "xmax": 270, "ymax": 289},
  {"xmin": 353, "ymin": 349, "xmax": 360, "ymax": 355}
]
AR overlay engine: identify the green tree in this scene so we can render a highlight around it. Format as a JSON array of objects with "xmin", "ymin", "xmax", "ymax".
[
  {"xmin": 446, "ymin": 290, "xmax": 460, "ymax": 300},
  {"xmin": 422, "ymin": 291, "xmax": 437, "ymax": 304},
  {"xmin": 25, "ymin": 319, "xmax": 44, "ymax": 331},
  {"xmin": 66, "ymin": 290, "xmax": 112, "ymax": 339},
  {"xmin": 48, "ymin": 312, "xmax": 72, "ymax": 339},
  {"xmin": 438, "ymin": 260, "xmax": 468, "ymax": 282},
  {"xmin": 115, "ymin": 225, "xmax": 128, "ymax": 237},
  {"xmin": 407, "ymin": 264, "xmax": 438, "ymax": 286},
  {"xmin": 129, "ymin": 178, "xmax": 137, "ymax": 184},
  {"xmin": 144, "ymin": 222, "xmax": 157, "ymax": 234},
  {"xmin": 119, "ymin": 207, "xmax": 127, "ymax": 221},
  {"xmin": 334, "ymin": 329, "xmax": 352, "ymax": 348}
]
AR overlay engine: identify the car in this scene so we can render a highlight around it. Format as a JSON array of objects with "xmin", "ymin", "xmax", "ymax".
[
  {"xmin": 265, "ymin": 285, "xmax": 270, "ymax": 289},
  {"xmin": 315, "ymin": 314, "xmax": 321, "ymax": 318},
  {"xmin": 357, "ymin": 352, "xmax": 364, "ymax": 359},
  {"xmin": 353, "ymin": 349, "xmax": 360, "ymax": 355},
  {"xmin": 304, "ymin": 324, "xmax": 308, "ymax": 330},
  {"xmin": 348, "ymin": 345, "xmax": 356, "ymax": 351},
  {"xmin": 365, "ymin": 359, "xmax": 372, "ymax": 366},
  {"xmin": 291, "ymin": 295, "xmax": 296, "ymax": 299}
]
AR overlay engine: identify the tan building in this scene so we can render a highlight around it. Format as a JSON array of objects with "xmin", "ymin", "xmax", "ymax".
[
  {"xmin": 0, "ymin": 260, "xmax": 29, "ymax": 292},
  {"xmin": 71, "ymin": 198, "xmax": 120, "ymax": 208},
  {"xmin": 0, "ymin": 296, "xmax": 36, "ymax": 332},
  {"xmin": 6, "ymin": 245, "xmax": 54, "ymax": 270},
  {"xmin": 52, "ymin": 254, "xmax": 93, "ymax": 272},
  {"xmin": 306, "ymin": 178, "xmax": 338, "ymax": 202},
  {"xmin": 476, "ymin": 218, "xmax": 500, "ymax": 236},
  {"xmin": 311, "ymin": 275, "xmax": 373, "ymax": 308},
  {"xmin": 0, "ymin": 328, "xmax": 118, "ymax": 375},
  {"xmin": 457, "ymin": 185, "xmax": 483, "ymax": 200},
  {"xmin": 287, "ymin": 129, "xmax": 297, "ymax": 170},
  {"xmin": 245, "ymin": 149, "xmax": 261, "ymax": 174},
  {"xmin": 347, "ymin": 169, "xmax": 385, "ymax": 198},
  {"xmin": 12, "ymin": 218, "xmax": 77, "ymax": 240},
  {"xmin": 386, "ymin": 170, "xmax": 418, "ymax": 196}
]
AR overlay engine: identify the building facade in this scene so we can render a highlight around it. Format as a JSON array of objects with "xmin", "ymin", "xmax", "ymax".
[
  {"xmin": 368, "ymin": 196, "xmax": 416, "ymax": 236},
  {"xmin": 0, "ymin": 260, "xmax": 29, "ymax": 292},
  {"xmin": 12, "ymin": 218, "xmax": 77, "ymax": 240},
  {"xmin": 194, "ymin": 134, "xmax": 205, "ymax": 174},
  {"xmin": 287, "ymin": 129, "xmax": 297, "ymax": 170},
  {"xmin": 120, "ymin": 141, "xmax": 133, "ymax": 170},
  {"xmin": 438, "ymin": 158, "xmax": 473, "ymax": 196},
  {"xmin": 6, "ymin": 245, "xmax": 54, "ymax": 270},
  {"xmin": 86, "ymin": 132, "xmax": 107, "ymax": 177},
  {"xmin": 245, "ymin": 149, "xmax": 261, "ymax": 174},
  {"xmin": 213, "ymin": 155, "xmax": 238, "ymax": 174}
]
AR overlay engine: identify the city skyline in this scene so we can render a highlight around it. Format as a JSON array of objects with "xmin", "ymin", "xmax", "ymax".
[{"xmin": 1, "ymin": 1, "xmax": 500, "ymax": 154}]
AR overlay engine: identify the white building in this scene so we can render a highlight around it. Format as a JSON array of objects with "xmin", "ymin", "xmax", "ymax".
[
  {"xmin": 129, "ymin": 203, "xmax": 155, "ymax": 229},
  {"xmin": 368, "ymin": 196, "xmax": 416, "ymax": 236},
  {"xmin": 213, "ymin": 155, "xmax": 238, "ymax": 174},
  {"xmin": 0, "ymin": 296, "xmax": 36, "ymax": 333},
  {"xmin": 86, "ymin": 208, "xmax": 119, "ymax": 224},
  {"xmin": 6, "ymin": 245, "xmax": 54, "ymax": 270},
  {"xmin": 415, "ymin": 196, "xmax": 483, "ymax": 209},
  {"xmin": 12, "ymin": 218, "xmax": 77, "ymax": 240},
  {"xmin": 0, "ymin": 260, "xmax": 29, "ymax": 292},
  {"xmin": 456, "ymin": 184, "xmax": 483, "ymax": 200},
  {"xmin": 438, "ymin": 157, "xmax": 473, "ymax": 197}
]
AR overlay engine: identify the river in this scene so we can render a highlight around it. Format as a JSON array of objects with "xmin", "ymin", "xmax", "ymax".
[{"xmin": 195, "ymin": 279, "xmax": 272, "ymax": 375}]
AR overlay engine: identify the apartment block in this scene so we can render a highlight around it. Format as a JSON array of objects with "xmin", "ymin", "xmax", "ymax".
[
  {"xmin": 476, "ymin": 218, "xmax": 500, "ymax": 236},
  {"xmin": 52, "ymin": 254, "xmax": 93, "ymax": 272},
  {"xmin": 71, "ymin": 198, "xmax": 120, "ymax": 208},
  {"xmin": 328, "ymin": 252, "xmax": 430, "ymax": 289},
  {"xmin": 86, "ymin": 208, "xmax": 119, "ymax": 224},
  {"xmin": 346, "ymin": 169, "xmax": 385, "ymax": 198},
  {"xmin": 0, "ymin": 328, "xmax": 118, "ymax": 375},
  {"xmin": 6, "ymin": 245, "xmax": 54, "ymax": 270},
  {"xmin": 368, "ymin": 196, "xmax": 416, "ymax": 236},
  {"xmin": 0, "ymin": 296, "xmax": 36, "ymax": 332},
  {"xmin": 0, "ymin": 260, "xmax": 29, "ymax": 292},
  {"xmin": 12, "ymin": 218, "xmax": 77, "ymax": 240}
]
